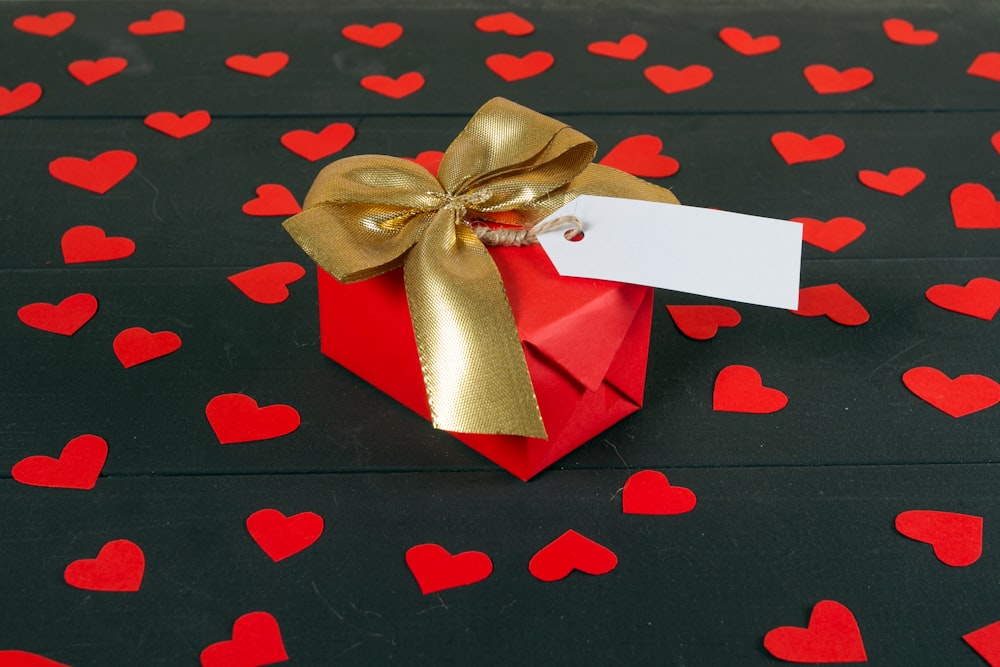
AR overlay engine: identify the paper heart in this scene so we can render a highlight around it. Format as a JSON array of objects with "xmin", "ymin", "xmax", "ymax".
[
  {"xmin": 64, "ymin": 539, "xmax": 144, "ymax": 592},
  {"xmin": 113, "ymin": 327, "xmax": 181, "ymax": 368},
  {"xmin": 486, "ymin": 52, "xmax": 554, "ymax": 82},
  {"xmin": 792, "ymin": 216, "xmax": 866, "ymax": 252},
  {"xmin": 12, "ymin": 11, "xmax": 75, "ymax": 37},
  {"xmin": 206, "ymin": 393, "xmax": 301, "ymax": 444},
  {"xmin": 17, "ymin": 293, "xmax": 98, "ymax": 336},
  {"xmin": 68, "ymin": 57, "xmax": 127, "ymax": 86},
  {"xmin": 951, "ymin": 183, "xmax": 1000, "ymax": 229},
  {"xmin": 791, "ymin": 284, "xmax": 870, "ymax": 326},
  {"xmin": 718, "ymin": 27, "xmax": 780, "ymax": 55},
  {"xmin": 968, "ymin": 53, "xmax": 1000, "ymax": 82},
  {"xmin": 882, "ymin": 18, "xmax": 938, "ymax": 45},
  {"xmin": 902, "ymin": 367, "xmax": 1000, "ymax": 418},
  {"xmin": 247, "ymin": 509, "xmax": 324, "ymax": 562},
  {"xmin": 992, "ymin": 130, "xmax": 1000, "ymax": 156},
  {"xmin": 49, "ymin": 150, "xmax": 137, "ymax": 194},
  {"xmin": 200, "ymin": 611, "xmax": 288, "ymax": 667},
  {"xmin": 895, "ymin": 510, "xmax": 983, "ymax": 567},
  {"xmin": 622, "ymin": 470, "xmax": 697, "ymax": 515},
  {"xmin": 771, "ymin": 132, "xmax": 845, "ymax": 164},
  {"xmin": 764, "ymin": 600, "xmax": 867, "ymax": 663},
  {"xmin": 804, "ymin": 65, "xmax": 874, "ymax": 94},
  {"xmin": 644, "ymin": 64, "xmax": 713, "ymax": 94},
  {"xmin": 926, "ymin": 277, "xmax": 1000, "ymax": 320},
  {"xmin": 128, "ymin": 9, "xmax": 185, "ymax": 35},
  {"xmin": 61, "ymin": 225, "xmax": 136, "ymax": 264},
  {"xmin": 528, "ymin": 530, "xmax": 618, "ymax": 582},
  {"xmin": 405, "ymin": 544, "xmax": 494, "ymax": 594},
  {"xmin": 280, "ymin": 123, "xmax": 355, "ymax": 161},
  {"xmin": 599, "ymin": 135, "xmax": 679, "ymax": 178},
  {"xmin": 228, "ymin": 262, "xmax": 306, "ymax": 304},
  {"xmin": 0, "ymin": 82, "xmax": 42, "ymax": 116},
  {"xmin": 404, "ymin": 150, "xmax": 444, "ymax": 177},
  {"xmin": 857, "ymin": 167, "xmax": 925, "ymax": 196},
  {"xmin": 666, "ymin": 305, "xmax": 741, "ymax": 340},
  {"xmin": 586, "ymin": 34, "xmax": 647, "ymax": 60},
  {"xmin": 144, "ymin": 110, "xmax": 211, "ymax": 138},
  {"xmin": 0, "ymin": 651, "xmax": 71, "ymax": 667},
  {"xmin": 242, "ymin": 184, "xmax": 301, "ymax": 216},
  {"xmin": 474, "ymin": 11, "xmax": 534, "ymax": 36},
  {"xmin": 713, "ymin": 365, "xmax": 788, "ymax": 414},
  {"xmin": 12, "ymin": 434, "xmax": 108, "ymax": 490},
  {"xmin": 341, "ymin": 22, "xmax": 403, "ymax": 47},
  {"xmin": 964, "ymin": 620, "xmax": 1000, "ymax": 667},
  {"xmin": 225, "ymin": 52, "xmax": 289, "ymax": 78},
  {"xmin": 360, "ymin": 72, "xmax": 425, "ymax": 99}
]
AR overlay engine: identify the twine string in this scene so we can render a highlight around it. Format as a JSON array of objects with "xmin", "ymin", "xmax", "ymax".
[{"xmin": 470, "ymin": 215, "xmax": 583, "ymax": 247}]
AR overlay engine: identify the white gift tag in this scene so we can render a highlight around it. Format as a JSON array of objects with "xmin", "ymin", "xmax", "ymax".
[{"xmin": 535, "ymin": 195, "xmax": 802, "ymax": 309}]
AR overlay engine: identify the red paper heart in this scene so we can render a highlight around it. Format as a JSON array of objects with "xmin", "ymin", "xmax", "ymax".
[
  {"xmin": 791, "ymin": 284, "xmax": 870, "ymax": 326},
  {"xmin": 68, "ymin": 57, "xmax": 127, "ymax": 86},
  {"xmin": 12, "ymin": 434, "xmax": 107, "ymax": 490},
  {"xmin": 12, "ymin": 11, "xmax": 75, "ymax": 37},
  {"xmin": 0, "ymin": 82, "xmax": 42, "ymax": 116},
  {"xmin": 926, "ymin": 278, "xmax": 1000, "ymax": 320},
  {"xmin": 599, "ymin": 135, "xmax": 679, "ymax": 178},
  {"xmin": 113, "ymin": 327, "xmax": 181, "ymax": 368},
  {"xmin": 764, "ymin": 600, "xmax": 867, "ymax": 663},
  {"xmin": 895, "ymin": 510, "xmax": 983, "ymax": 567},
  {"xmin": 341, "ymin": 22, "xmax": 403, "ymax": 47},
  {"xmin": 228, "ymin": 262, "xmax": 306, "ymax": 304},
  {"xmin": 280, "ymin": 123, "xmax": 355, "ymax": 161},
  {"xmin": 902, "ymin": 367, "xmax": 1000, "ymax": 418},
  {"xmin": 49, "ymin": 150, "xmax": 137, "ymax": 194},
  {"xmin": 951, "ymin": 183, "xmax": 1000, "ymax": 229},
  {"xmin": 128, "ymin": 9, "xmax": 185, "ymax": 35},
  {"xmin": 992, "ymin": 131, "xmax": 1000, "ymax": 156},
  {"xmin": 718, "ymin": 27, "xmax": 781, "ymax": 55},
  {"xmin": 622, "ymin": 470, "xmax": 697, "ymax": 515},
  {"xmin": 225, "ymin": 52, "xmax": 289, "ymax": 78},
  {"xmin": 857, "ymin": 167, "xmax": 925, "ymax": 196},
  {"xmin": 713, "ymin": 365, "xmax": 788, "ymax": 414},
  {"xmin": 587, "ymin": 34, "xmax": 647, "ymax": 60},
  {"xmin": 882, "ymin": 18, "xmax": 938, "ymax": 45},
  {"xmin": 666, "ymin": 305, "xmax": 741, "ymax": 340},
  {"xmin": 644, "ymin": 64, "xmax": 713, "ymax": 94},
  {"xmin": 242, "ymin": 184, "xmax": 301, "ymax": 216},
  {"xmin": 64, "ymin": 539, "xmax": 144, "ymax": 592},
  {"xmin": 771, "ymin": 132, "xmax": 845, "ymax": 164},
  {"xmin": 61, "ymin": 225, "xmax": 136, "ymax": 264},
  {"xmin": 968, "ymin": 53, "xmax": 1000, "ymax": 82},
  {"xmin": 404, "ymin": 150, "xmax": 445, "ymax": 177},
  {"xmin": 206, "ymin": 393, "xmax": 300, "ymax": 444},
  {"xmin": 486, "ymin": 52, "xmax": 554, "ymax": 82},
  {"xmin": 804, "ymin": 65, "xmax": 874, "ymax": 94},
  {"xmin": 0, "ymin": 650, "xmax": 71, "ymax": 667},
  {"xmin": 792, "ymin": 216, "xmax": 865, "ymax": 252},
  {"xmin": 17, "ymin": 293, "xmax": 98, "ymax": 336},
  {"xmin": 405, "ymin": 544, "xmax": 494, "ymax": 594},
  {"xmin": 528, "ymin": 530, "xmax": 618, "ymax": 582},
  {"xmin": 200, "ymin": 611, "xmax": 288, "ymax": 667},
  {"xmin": 144, "ymin": 110, "xmax": 211, "ymax": 138},
  {"xmin": 474, "ymin": 12, "xmax": 534, "ymax": 36},
  {"xmin": 247, "ymin": 509, "xmax": 324, "ymax": 562},
  {"xmin": 965, "ymin": 620, "xmax": 1000, "ymax": 667},
  {"xmin": 360, "ymin": 72, "xmax": 425, "ymax": 99}
]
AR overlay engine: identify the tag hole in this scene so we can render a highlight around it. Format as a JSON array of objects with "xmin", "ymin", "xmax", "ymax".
[{"xmin": 565, "ymin": 230, "xmax": 584, "ymax": 242}]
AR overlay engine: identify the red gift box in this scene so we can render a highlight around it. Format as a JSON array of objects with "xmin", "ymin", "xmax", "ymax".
[{"xmin": 317, "ymin": 242, "xmax": 653, "ymax": 480}]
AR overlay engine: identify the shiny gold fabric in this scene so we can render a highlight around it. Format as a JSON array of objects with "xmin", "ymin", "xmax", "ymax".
[{"xmin": 283, "ymin": 97, "xmax": 679, "ymax": 438}]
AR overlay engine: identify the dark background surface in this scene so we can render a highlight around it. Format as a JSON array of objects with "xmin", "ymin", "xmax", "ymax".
[{"xmin": 2, "ymin": 1, "xmax": 999, "ymax": 665}]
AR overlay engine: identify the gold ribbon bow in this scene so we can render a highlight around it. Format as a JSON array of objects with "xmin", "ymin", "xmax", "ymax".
[{"xmin": 283, "ymin": 97, "xmax": 678, "ymax": 438}]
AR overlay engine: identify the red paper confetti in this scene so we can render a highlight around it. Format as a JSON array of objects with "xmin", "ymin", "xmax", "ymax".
[
  {"xmin": 128, "ymin": 9, "xmax": 185, "ymax": 35},
  {"xmin": 599, "ymin": 135, "xmax": 679, "ymax": 178},
  {"xmin": 49, "ymin": 150, "xmax": 137, "ymax": 194},
  {"xmin": 17, "ymin": 293, "xmax": 98, "ymax": 336},
  {"xmin": 666, "ymin": 305, "xmax": 741, "ymax": 340},
  {"xmin": 67, "ymin": 57, "xmax": 127, "ymax": 86},
  {"xmin": 404, "ymin": 150, "xmax": 445, "ymax": 177},
  {"xmin": 205, "ymin": 393, "xmax": 301, "ymax": 444},
  {"xmin": 902, "ymin": 367, "xmax": 1000, "ymax": 418},
  {"xmin": 0, "ymin": 650, "xmax": 72, "ymax": 667},
  {"xmin": 61, "ymin": 225, "xmax": 136, "ymax": 264},
  {"xmin": 713, "ymin": 365, "xmax": 788, "ymax": 414},
  {"xmin": 341, "ymin": 22, "xmax": 403, "ymax": 47},
  {"xmin": 405, "ymin": 544, "xmax": 494, "ymax": 594},
  {"xmin": 882, "ymin": 18, "xmax": 938, "ymax": 45},
  {"xmin": 792, "ymin": 216, "xmax": 866, "ymax": 253},
  {"xmin": 586, "ymin": 34, "xmax": 647, "ymax": 60},
  {"xmin": 359, "ymin": 72, "xmax": 425, "ymax": 98},
  {"xmin": 64, "ymin": 539, "xmax": 145, "ymax": 592},
  {"xmin": 0, "ymin": 82, "xmax": 42, "ymax": 116},
  {"xmin": 791, "ymin": 284, "xmax": 870, "ymax": 326},
  {"xmin": 926, "ymin": 278, "xmax": 1000, "ymax": 320},
  {"xmin": 474, "ymin": 12, "xmax": 534, "ymax": 36},
  {"xmin": 12, "ymin": 434, "xmax": 108, "ymax": 490},
  {"xmin": 485, "ymin": 52, "xmax": 554, "ymax": 82},
  {"xmin": 968, "ymin": 53, "xmax": 1000, "ymax": 82},
  {"xmin": 228, "ymin": 262, "xmax": 306, "ymax": 304},
  {"xmin": 225, "ymin": 52, "xmax": 289, "ymax": 78},
  {"xmin": 718, "ymin": 27, "xmax": 780, "ymax": 55},
  {"xmin": 528, "ymin": 530, "xmax": 618, "ymax": 582},
  {"xmin": 951, "ymin": 183, "xmax": 1000, "ymax": 229},
  {"xmin": 200, "ymin": 611, "xmax": 288, "ymax": 667},
  {"xmin": 804, "ymin": 65, "xmax": 874, "ymax": 94},
  {"xmin": 113, "ymin": 327, "xmax": 181, "ymax": 368},
  {"xmin": 12, "ymin": 11, "xmax": 75, "ymax": 37},
  {"xmin": 991, "ymin": 130, "xmax": 1000, "ymax": 155},
  {"xmin": 622, "ymin": 470, "xmax": 697, "ymax": 515},
  {"xmin": 644, "ymin": 64, "xmax": 713, "ymax": 94},
  {"xmin": 857, "ymin": 167, "xmax": 925, "ymax": 196},
  {"xmin": 771, "ymin": 132, "xmax": 845, "ymax": 164},
  {"xmin": 144, "ymin": 110, "xmax": 211, "ymax": 138},
  {"xmin": 280, "ymin": 122, "xmax": 355, "ymax": 161},
  {"xmin": 242, "ymin": 184, "xmax": 301, "ymax": 216},
  {"xmin": 964, "ymin": 620, "xmax": 1000, "ymax": 667},
  {"xmin": 246, "ymin": 509, "xmax": 324, "ymax": 562},
  {"xmin": 763, "ymin": 600, "xmax": 868, "ymax": 663},
  {"xmin": 895, "ymin": 510, "xmax": 983, "ymax": 567}
]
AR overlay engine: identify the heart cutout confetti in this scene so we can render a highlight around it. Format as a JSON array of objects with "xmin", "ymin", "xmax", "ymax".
[
  {"xmin": 49, "ymin": 150, "xmax": 136, "ymax": 194},
  {"xmin": 128, "ymin": 9, "xmax": 185, "ymax": 35},
  {"xmin": 992, "ymin": 131, "xmax": 1000, "ymax": 156},
  {"xmin": 587, "ymin": 34, "xmax": 647, "ymax": 60},
  {"xmin": 61, "ymin": 225, "xmax": 135, "ymax": 264},
  {"xmin": 405, "ymin": 544, "xmax": 494, "ymax": 594},
  {"xmin": 964, "ymin": 620, "xmax": 1000, "ymax": 667},
  {"xmin": 666, "ymin": 305, "xmax": 741, "ymax": 340},
  {"xmin": 228, "ymin": 262, "xmax": 306, "ymax": 304},
  {"xmin": 968, "ymin": 53, "xmax": 1000, "ymax": 82},
  {"xmin": 895, "ymin": 510, "xmax": 983, "ymax": 567},
  {"xmin": 225, "ymin": 52, "xmax": 289, "ymax": 78},
  {"xmin": 486, "ymin": 52, "xmax": 554, "ymax": 82},
  {"xmin": 242, "ymin": 184, "xmax": 301, "ymax": 216},
  {"xmin": 771, "ymin": 132, "xmax": 845, "ymax": 164},
  {"xmin": 12, "ymin": 434, "xmax": 108, "ymax": 490},
  {"xmin": 599, "ymin": 135, "xmax": 679, "ymax": 178},
  {"xmin": 791, "ymin": 284, "xmax": 870, "ymax": 326},
  {"xmin": 951, "ymin": 183, "xmax": 1000, "ymax": 229},
  {"xmin": 792, "ymin": 216, "xmax": 866, "ymax": 252},
  {"xmin": 763, "ymin": 600, "xmax": 867, "ymax": 663},
  {"xmin": 247, "ymin": 509, "xmax": 324, "ymax": 562},
  {"xmin": 644, "ymin": 64, "xmax": 713, "ymax": 94},
  {"xmin": 0, "ymin": 82, "xmax": 42, "ymax": 117},
  {"xmin": 360, "ymin": 72, "xmax": 425, "ymax": 99},
  {"xmin": 144, "ymin": 110, "xmax": 211, "ymax": 138},
  {"xmin": 64, "ymin": 539, "xmax": 144, "ymax": 592},
  {"xmin": 280, "ymin": 123, "xmax": 355, "ymax": 161},
  {"xmin": 68, "ymin": 57, "xmax": 128, "ymax": 86},
  {"xmin": 857, "ymin": 167, "xmax": 925, "ymax": 196},
  {"xmin": 17, "ymin": 293, "xmax": 98, "ymax": 336},
  {"xmin": 341, "ymin": 22, "xmax": 403, "ymax": 47},
  {"xmin": 200, "ymin": 611, "xmax": 288, "ymax": 667},
  {"xmin": 206, "ymin": 393, "xmax": 301, "ymax": 444},
  {"xmin": 528, "ymin": 529, "xmax": 618, "ymax": 582},
  {"xmin": 622, "ymin": 470, "xmax": 697, "ymax": 515},
  {"xmin": 718, "ymin": 27, "xmax": 780, "ymax": 55},
  {"xmin": 882, "ymin": 18, "xmax": 938, "ymax": 45},
  {"xmin": 926, "ymin": 277, "xmax": 1000, "ymax": 320},
  {"xmin": 713, "ymin": 365, "xmax": 788, "ymax": 414},
  {"xmin": 0, "ymin": 650, "xmax": 71, "ymax": 667},
  {"xmin": 404, "ymin": 150, "xmax": 445, "ymax": 177},
  {"xmin": 902, "ymin": 367, "xmax": 1000, "ymax": 418},
  {"xmin": 12, "ymin": 11, "xmax": 75, "ymax": 37},
  {"xmin": 474, "ymin": 12, "xmax": 534, "ymax": 36},
  {"xmin": 804, "ymin": 65, "xmax": 874, "ymax": 94},
  {"xmin": 113, "ymin": 327, "xmax": 181, "ymax": 368}
]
